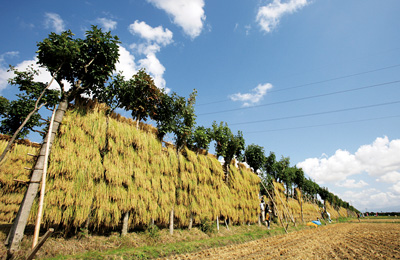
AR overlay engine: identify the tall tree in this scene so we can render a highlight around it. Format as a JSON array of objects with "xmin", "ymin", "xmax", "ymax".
[
  {"xmin": 211, "ymin": 121, "xmax": 245, "ymax": 182},
  {"xmin": 0, "ymin": 96, "xmax": 10, "ymax": 117},
  {"xmin": 154, "ymin": 89, "xmax": 197, "ymax": 152},
  {"xmin": 188, "ymin": 125, "xmax": 211, "ymax": 155},
  {"xmin": 245, "ymin": 144, "xmax": 266, "ymax": 173},
  {"xmin": 119, "ymin": 69, "xmax": 161, "ymax": 128},
  {"xmin": 264, "ymin": 152, "xmax": 278, "ymax": 180},
  {"xmin": 0, "ymin": 66, "xmax": 60, "ymax": 163},
  {"xmin": 6, "ymin": 26, "xmax": 120, "ymax": 256},
  {"xmin": 173, "ymin": 89, "xmax": 197, "ymax": 152}
]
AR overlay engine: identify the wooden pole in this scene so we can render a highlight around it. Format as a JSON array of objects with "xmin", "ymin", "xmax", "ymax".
[
  {"xmin": 260, "ymin": 180, "xmax": 287, "ymax": 233},
  {"xmin": 274, "ymin": 186, "xmax": 296, "ymax": 226},
  {"xmin": 169, "ymin": 208, "xmax": 174, "ymax": 235},
  {"xmin": 26, "ymin": 228, "xmax": 54, "ymax": 260},
  {"xmin": 32, "ymin": 106, "xmax": 56, "ymax": 249}
]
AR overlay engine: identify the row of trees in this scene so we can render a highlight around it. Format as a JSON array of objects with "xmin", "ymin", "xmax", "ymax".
[
  {"xmin": 244, "ymin": 144, "xmax": 357, "ymax": 212},
  {"xmin": 1, "ymin": 26, "xmax": 357, "ymax": 255}
]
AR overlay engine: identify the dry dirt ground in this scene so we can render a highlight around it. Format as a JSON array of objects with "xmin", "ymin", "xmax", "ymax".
[{"xmin": 162, "ymin": 221, "xmax": 400, "ymax": 260}]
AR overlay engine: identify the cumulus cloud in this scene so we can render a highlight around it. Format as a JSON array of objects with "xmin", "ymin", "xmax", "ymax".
[
  {"xmin": 138, "ymin": 52, "xmax": 167, "ymax": 91},
  {"xmin": 44, "ymin": 13, "xmax": 65, "ymax": 33},
  {"xmin": 0, "ymin": 55, "xmax": 67, "ymax": 93},
  {"xmin": 298, "ymin": 136, "xmax": 400, "ymax": 188},
  {"xmin": 392, "ymin": 182, "xmax": 400, "ymax": 195},
  {"xmin": 115, "ymin": 45, "xmax": 137, "ymax": 79},
  {"xmin": 256, "ymin": 0, "xmax": 309, "ymax": 33},
  {"xmin": 376, "ymin": 171, "xmax": 400, "ymax": 183},
  {"xmin": 127, "ymin": 20, "xmax": 173, "ymax": 91},
  {"xmin": 230, "ymin": 83, "xmax": 273, "ymax": 107},
  {"xmin": 147, "ymin": 0, "xmax": 205, "ymax": 39},
  {"xmin": 298, "ymin": 149, "xmax": 363, "ymax": 184},
  {"xmin": 355, "ymin": 137, "xmax": 400, "ymax": 176},
  {"xmin": 96, "ymin": 18, "xmax": 117, "ymax": 31},
  {"xmin": 129, "ymin": 20, "xmax": 173, "ymax": 46},
  {"xmin": 337, "ymin": 179, "xmax": 369, "ymax": 189},
  {"xmin": 341, "ymin": 188, "xmax": 400, "ymax": 211}
]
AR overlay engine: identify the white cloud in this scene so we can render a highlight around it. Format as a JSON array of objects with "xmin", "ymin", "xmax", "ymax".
[
  {"xmin": 129, "ymin": 20, "xmax": 173, "ymax": 46},
  {"xmin": 44, "ymin": 13, "xmax": 65, "ymax": 33},
  {"xmin": 96, "ymin": 18, "xmax": 117, "ymax": 31},
  {"xmin": 115, "ymin": 45, "xmax": 137, "ymax": 79},
  {"xmin": 298, "ymin": 149, "xmax": 363, "ymax": 183},
  {"xmin": 0, "ymin": 52, "xmax": 19, "ymax": 91},
  {"xmin": 0, "ymin": 54, "xmax": 69, "ymax": 93},
  {"xmin": 147, "ymin": 0, "xmax": 205, "ymax": 39},
  {"xmin": 230, "ymin": 83, "xmax": 273, "ymax": 107},
  {"xmin": 355, "ymin": 136, "xmax": 400, "ymax": 176},
  {"xmin": 298, "ymin": 136, "xmax": 400, "ymax": 185},
  {"xmin": 127, "ymin": 21, "xmax": 173, "ymax": 91},
  {"xmin": 376, "ymin": 171, "xmax": 400, "ymax": 183},
  {"xmin": 256, "ymin": 0, "xmax": 309, "ymax": 33},
  {"xmin": 337, "ymin": 179, "xmax": 369, "ymax": 189},
  {"xmin": 138, "ymin": 52, "xmax": 168, "ymax": 91},
  {"xmin": 341, "ymin": 188, "xmax": 400, "ymax": 211},
  {"xmin": 392, "ymin": 182, "xmax": 400, "ymax": 195}
]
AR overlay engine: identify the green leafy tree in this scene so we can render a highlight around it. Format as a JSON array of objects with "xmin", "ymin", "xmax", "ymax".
[
  {"xmin": 264, "ymin": 152, "xmax": 278, "ymax": 180},
  {"xmin": 0, "ymin": 66, "xmax": 60, "ymax": 163},
  {"xmin": 189, "ymin": 125, "xmax": 211, "ymax": 154},
  {"xmin": 92, "ymin": 72, "xmax": 126, "ymax": 115},
  {"xmin": 245, "ymin": 144, "xmax": 266, "ymax": 173},
  {"xmin": 154, "ymin": 89, "xmax": 197, "ymax": 152},
  {"xmin": 211, "ymin": 121, "xmax": 245, "ymax": 182},
  {"xmin": 6, "ymin": 26, "xmax": 120, "ymax": 255},
  {"xmin": 119, "ymin": 69, "xmax": 161, "ymax": 128},
  {"xmin": 154, "ymin": 90, "xmax": 176, "ymax": 141},
  {"xmin": 0, "ymin": 96, "xmax": 10, "ymax": 117},
  {"xmin": 173, "ymin": 89, "xmax": 197, "ymax": 152}
]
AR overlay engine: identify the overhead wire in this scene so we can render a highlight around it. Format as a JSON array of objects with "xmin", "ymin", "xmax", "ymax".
[
  {"xmin": 196, "ymin": 63, "xmax": 400, "ymax": 107},
  {"xmin": 244, "ymin": 115, "xmax": 400, "ymax": 134},
  {"xmin": 198, "ymin": 80, "xmax": 400, "ymax": 116},
  {"xmin": 229, "ymin": 100, "xmax": 400, "ymax": 126}
]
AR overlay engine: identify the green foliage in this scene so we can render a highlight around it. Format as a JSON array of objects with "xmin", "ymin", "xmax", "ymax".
[
  {"xmin": 211, "ymin": 121, "xmax": 245, "ymax": 164},
  {"xmin": 146, "ymin": 224, "xmax": 160, "ymax": 239},
  {"xmin": 119, "ymin": 69, "xmax": 162, "ymax": 124},
  {"xmin": 154, "ymin": 89, "xmax": 197, "ymax": 151},
  {"xmin": 245, "ymin": 144, "xmax": 265, "ymax": 173},
  {"xmin": 199, "ymin": 218, "xmax": 216, "ymax": 234},
  {"xmin": 0, "ymin": 66, "xmax": 60, "ymax": 138},
  {"xmin": 37, "ymin": 25, "xmax": 120, "ymax": 100},
  {"xmin": 0, "ymin": 96, "xmax": 10, "ymax": 118},
  {"xmin": 92, "ymin": 73, "xmax": 126, "ymax": 114},
  {"xmin": 188, "ymin": 125, "xmax": 211, "ymax": 153},
  {"xmin": 173, "ymin": 89, "xmax": 197, "ymax": 151}
]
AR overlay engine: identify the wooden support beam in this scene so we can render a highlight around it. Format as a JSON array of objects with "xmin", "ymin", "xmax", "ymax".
[{"xmin": 26, "ymin": 228, "xmax": 54, "ymax": 260}]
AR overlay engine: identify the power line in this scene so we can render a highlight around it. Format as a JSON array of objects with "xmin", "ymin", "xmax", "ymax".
[
  {"xmin": 196, "ymin": 63, "xmax": 400, "ymax": 107},
  {"xmin": 198, "ymin": 80, "xmax": 400, "ymax": 116},
  {"xmin": 229, "ymin": 100, "xmax": 400, "ymax": 126},
  {"xmin": 244, "ymin": 115, "xmax": 400, "ymax": 134}
]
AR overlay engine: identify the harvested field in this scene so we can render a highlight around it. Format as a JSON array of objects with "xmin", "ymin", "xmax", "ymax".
[{"xmin": 163, "ymin": 222, "xmax": 400, "ymax": 259}]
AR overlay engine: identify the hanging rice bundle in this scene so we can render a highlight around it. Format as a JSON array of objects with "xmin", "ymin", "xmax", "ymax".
[{"xmin": 0, "ymin": 140, "xmax": 38, "ymax": 223}]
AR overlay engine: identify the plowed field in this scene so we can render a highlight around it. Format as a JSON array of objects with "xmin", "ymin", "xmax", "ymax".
[{"xmin": 162, "ymin": 222, "xmax": 400, "ymax": 259}]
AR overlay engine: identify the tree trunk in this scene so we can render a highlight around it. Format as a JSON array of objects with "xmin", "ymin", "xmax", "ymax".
[
  {"xmin": 216, "ymin": 216, "xmax": 220, "ymax": 232},
  {"xmin": 169, "ymin": 208, "xmax": 174, "ymax": 235},
  {"xmin": 121, "ymin": 211, "xmax": 129, "ymax": 236},
  {"xmin": 5, "ymin": 98, "xmax": 68, "ymax": 256}
]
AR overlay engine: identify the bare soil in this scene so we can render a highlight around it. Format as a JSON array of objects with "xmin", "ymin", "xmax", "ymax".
[{"xmin": 162, "ymin": 222, "xmax": 400, "ymax": 259}]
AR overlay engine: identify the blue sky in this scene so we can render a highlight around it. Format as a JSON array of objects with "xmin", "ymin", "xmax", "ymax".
[{"xmin": 1, "ymin": 0, "xmax": 400, "ymax": 212}]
